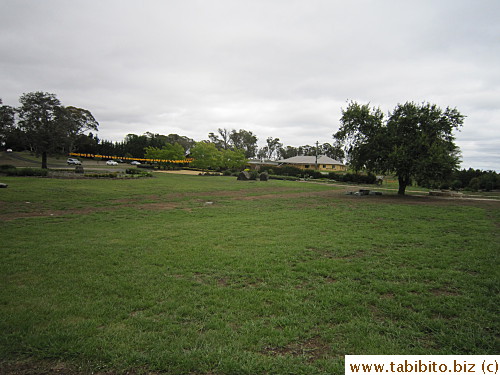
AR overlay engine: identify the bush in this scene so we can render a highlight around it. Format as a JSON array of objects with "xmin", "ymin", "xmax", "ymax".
[
  {"xmin": 85, "ymin": 172, "xmax": 119, "ymax": 178},
  {"xmin": 126, "ymin": 168, "xmax": 143, "ymax": 175},
  {"xmin": 4, "ymin": 168, "xmax": 49, "ymax": 177},
  {"xmin": 451, "ymin": 180, "xmax": 462, "ymax": 190},
  {"xmin": 302, "ymin": 169, "xmax": 324, "ymax": 179},
  {"xmin": 249, "ymin": 170, "xmax": 259, "ymax": 180},
  {"xmin": 0, "ymin": 164, "xmax": 16, "ymax": 171},
  {"xmin": 4, "ymin": 168, "xmax": 48, "ymax": 177},
  {"xmin": 125, "ymin": 169, "xmax": 152, "ymax": 177},
  {"xmin": 467, "ymin": 177, "xmax": 480, "ymax": 192},
  {"xmin": 329, "ymin": 172, "xmax": 377, "ymax": 184},
  {"xmin": 260, "ymin": 165, "xmax": 303, "ymax": 177},
  {"xmin": 269, "ymin": 175, "xmax": 300, "ymax": 181}
]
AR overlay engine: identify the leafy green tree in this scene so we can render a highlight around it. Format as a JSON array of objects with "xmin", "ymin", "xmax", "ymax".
[
  {"xmin": 319, "ymin": 142, "xmax": 344, "ymax": 161},
  {"xmin": 123, "ymin": 134, "xmax": 150, "ymax": 158},
  {"xmin": 165, "ymin": 134, "xmax": 196, "ymax": 152},
  {"xmin": 144, "ymin": 143, "xmax": 185, "ymax": 162},
  {"xmin": 17, "ymin": 92, "xmax": 64, "ymax": 168},
  {"xmin": 0, "ymin": 99, "xmax": 16, "ymax": 148},
  {"xmin": 17, "ymin": 92, "xmax": 100, "ymax": 168},
  {"xmin": 221, "ymin": 149, "xmax": 247, "ymax": 170},
  {"xmin": 208, "ymin": 128, "xmax": 231, "ymax": 150},
  {"xmin": 208, "ymin": 128, "xmax": 258, "ymax": 158},
  {"xmin": 57, "ymin": 106, "xmax": 99, "ymax": 153},
  {"xmin": 334, "ymin": 101, "xmax": 464, "ymax": 195},
  {"xmin": 190, "ymin": 142, "xmax": 222, "ymax": 170},
  {"xmin": 258, "ymin": 137, "xmax": 282, "ymax": 160},
  {"xmin": 278, "ymin": 145, "xmax": 299, "ymax": 159},
  {"xmin": 229, "ymin": 129, "xmax": 258, "ymax": 158}
]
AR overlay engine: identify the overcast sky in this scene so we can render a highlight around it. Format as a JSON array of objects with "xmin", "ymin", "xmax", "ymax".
[{"xmin": 1, "ymin": 0, "xmax": 499, "ymax": 170}]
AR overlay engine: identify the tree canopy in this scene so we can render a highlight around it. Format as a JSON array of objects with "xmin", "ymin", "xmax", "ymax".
[
  {"xmin": 0, "ymin": 99, "xmax": 16, "ymax": 147},
  {"xmin": 144, "ymin": 143, "xmax": 185, "ymax": 162},
  {"xmin": 207, "ymin": 128, "xmax": 258, "ymax": 158},
  {"xmin": 334, "ymin": 101, "xmax": 464, "ymax": 195},
  {"xmin": 14, "ymin": 92, "xmax": 99, "ymax": 168},
  {"xmin": 190, "ymin": 141, "xmax": 247, "ymax": 170}
]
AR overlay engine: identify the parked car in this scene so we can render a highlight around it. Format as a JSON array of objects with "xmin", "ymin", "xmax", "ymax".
[
  {"xmin": 6, "ymin": 149, "xmax": 13, "ymax": 153},
  {"xmin": 130, "ymin": 161, "xmax": 141, "ymax": 165},
  {"xmin": 106, "ymin": 160, "xmax": 118, "ymax": 166},
  {"xmin": 67, "ymin": 158, "xmax": 81, "ymax": 165}
]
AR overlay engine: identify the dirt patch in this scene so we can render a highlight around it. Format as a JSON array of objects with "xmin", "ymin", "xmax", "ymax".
[
  {"xmin": 430, "ymin": 287, "xmax": 461, "ymax": 296},
  {"xmin": 261, "ymin": 336, "xmax": 331, "ymax": 362}
]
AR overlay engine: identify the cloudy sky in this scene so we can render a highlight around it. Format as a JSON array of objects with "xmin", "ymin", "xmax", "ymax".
[{"xmin": 1, "ymin": 0, "xmax": 499, "ymax": 170}]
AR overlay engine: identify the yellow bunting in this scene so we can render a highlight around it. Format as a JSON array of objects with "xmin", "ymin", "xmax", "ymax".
[{"xmin": 68, "ymin": 153, "xmax": 192, "ymax": 163}]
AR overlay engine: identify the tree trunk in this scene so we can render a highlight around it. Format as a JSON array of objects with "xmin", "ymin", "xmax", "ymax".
[
  {"xmin": 398, "ymin": 175, "xmax": 410, "ymax": 195},
  {"xmin": 41, "ymin": 151, "xmax": 48, "ymax": 169}
]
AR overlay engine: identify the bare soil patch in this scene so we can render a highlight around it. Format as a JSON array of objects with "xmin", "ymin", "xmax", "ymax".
[{"xmin": 261, "ymin": 336, "xmax": 331, "ymax": 362}]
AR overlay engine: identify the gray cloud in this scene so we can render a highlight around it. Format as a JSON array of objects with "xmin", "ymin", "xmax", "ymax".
[{"xmin": 1, "ymin": 0, "xmax": 499, "ymax": 170}]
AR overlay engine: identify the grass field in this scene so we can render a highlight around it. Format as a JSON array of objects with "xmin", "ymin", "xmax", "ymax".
[{"xmin": 0, "ymin": 173, "xmax": 498, "ymax": 374}]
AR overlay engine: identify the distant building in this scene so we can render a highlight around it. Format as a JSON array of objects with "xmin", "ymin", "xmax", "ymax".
[{"xmin": 278, "ymin": 155, "xmax": 347, "ymax": 172}]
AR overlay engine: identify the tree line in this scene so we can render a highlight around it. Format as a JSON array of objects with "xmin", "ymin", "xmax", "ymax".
[
  {"xmin": 2, "ymin": 92, "xmax": 498, "ymax": 195},
  {"xmin": 1, "ymin": 93, "xmax": 98, "ymax": 168},
  {"xmin": 0, "ymin": 92, "xmax": 344, "ymax": 165}
]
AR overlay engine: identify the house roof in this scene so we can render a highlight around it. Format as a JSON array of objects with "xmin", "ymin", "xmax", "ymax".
[{"xmin": 278, "ymin": 155, "xmax": 344, "ymax": 165}]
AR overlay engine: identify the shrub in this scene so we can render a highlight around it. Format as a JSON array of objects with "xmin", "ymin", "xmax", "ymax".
[
  {"xmin": 85, "ymin": 172, "xmax": 119, "ymax": 178},
  {"xmin": 126, "ymin": 168, "xmax": 142, "ymax": 175},
  {"xmin": 451, "ymin": 180, "xmax": 462, "ymax": 190},
  {"xmin": 328, "ymin": 172, "xmax": 340, "ymax": 180},
  {"xmin": 260, "ymin": 165, "xmax": 303, "ymax": 177},
  {"xmin": 0, "ymin": 164, "xmax": 16, "ymax": 171},
  {"xmin": 302, "ymin": 169, "xmax": 324, "ymax": 179},
  {"xmin": 269, "ymin": 175, "xmax": 300, "ymax": 181},
  {"xmin": 125, "ymin": 169, "xmax": 152, "ymax": 177},
  {"xmin": 249, "ymin": 170, "xmax": 259, "ymax": 180},
  {"xmin": 327, "ymin": 172, "xmax": 377, "ymax": 184},
  {"xmin": 4, "ymin": 168, "xmax": 48, "ymax": 177},
  {"xmin": 467, "ymin": 177, "xmax": 480, "ymax": 192}
]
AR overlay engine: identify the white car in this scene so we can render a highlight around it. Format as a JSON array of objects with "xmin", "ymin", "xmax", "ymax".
[
  {"xmin": 106, "ymin": 160, "xmax": 118, "ymax": 166},
  {"xmin": 130, "ymin": 161, "xmax": 141, "ymax": 165},
  {"xmin": 67, "ymin": 158, "xmax": 81, "ymax": 165}
]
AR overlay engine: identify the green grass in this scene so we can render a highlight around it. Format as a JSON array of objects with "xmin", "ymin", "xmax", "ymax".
[{"xmin": 0, "ymin": 173, "xmax": 498, "ymax": 374}]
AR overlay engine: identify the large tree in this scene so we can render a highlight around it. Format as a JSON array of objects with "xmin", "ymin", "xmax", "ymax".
[
  {"xmin": 334, "ymin": 101, "xmax": 464, "ymax": 195},
  {"xmin": 229, "ymin": 129, "xmax": 258, "ymax": 158},
  {"xmin": 57, "ymin": 106, "xmax": 99, "ymax": 153},
  {"xmin": 17, "ymin": 92, "xmax": 99, "ymax": 168},
  {"xmin": 190, "ymin": 142, "xmax": 222, "ymax": 170},
  {"xmin": 17, "ymin": 92, "xmax": 65, "ymax": 168},
  {"xmin": 144, "ymin": 143, "xmax": 185, "ymax": 162},
  {"xmin": 0, "ymin": 99, "xmax": 16, "ymax": 148},
  {"xmin": 258, "ymin": 137, "xmax": 282, "ymax": 160},
  {"xmin": 208, "ymin": 128, "xmax": 258, "ymax": 158}
]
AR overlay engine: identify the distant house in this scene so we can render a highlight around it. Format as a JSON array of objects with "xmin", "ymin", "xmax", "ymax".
[{"xmin": 278, "ymin": 155, "xmax": 347, "ymax": 172}]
